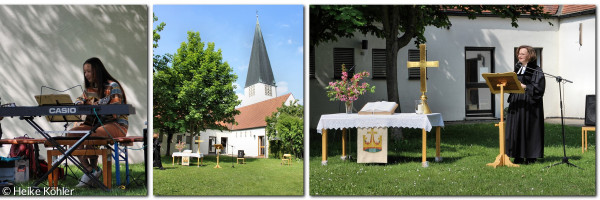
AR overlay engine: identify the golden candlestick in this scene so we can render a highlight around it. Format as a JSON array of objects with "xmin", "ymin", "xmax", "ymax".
[{"xmin": 407, "ymin": 44, "xmax": 439, "ymax": 114}]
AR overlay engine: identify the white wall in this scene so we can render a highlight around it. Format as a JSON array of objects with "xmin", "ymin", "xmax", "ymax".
[
  {"xmin": 168, "ymin": 128, "xmax": 268, "ymax": 158},
  {"xmin": 0, "ymin": 5, "xmax": 148, "ymax": 163},
  {"xmin": 555, "ymin": 14, "xmax": 596, "ymax": 118},
  {"xmin": 311, "ymin": 14, "xmax": 595, "ymax": 128}
]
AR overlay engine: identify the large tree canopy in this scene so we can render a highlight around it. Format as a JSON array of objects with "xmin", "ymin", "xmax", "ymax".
[{"xmin": 154, "ymin": 31, "xmax": 240, "ymax": 155}]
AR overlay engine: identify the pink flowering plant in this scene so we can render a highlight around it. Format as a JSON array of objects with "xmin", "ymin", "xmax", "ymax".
[
  {"xmin": 175, "ymin": 140, "xmax": 186, "ymax": 152},
  {"xmin": 326, "ymin": 64, "xmax": 375, "ymax": 108}
]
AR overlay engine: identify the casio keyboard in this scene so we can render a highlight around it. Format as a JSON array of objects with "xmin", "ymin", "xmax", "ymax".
[
  {"xmin": 0, "ymin": 103, "xmax": 136, "ymax": 191},
  {"xmin": 0, "ymin": 104, "xmax": 135, "ymax": 118}
]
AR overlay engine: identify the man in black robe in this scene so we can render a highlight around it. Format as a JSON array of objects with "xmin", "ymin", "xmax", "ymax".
[{"xmin": 506, "ymin": 45, "xmax": 546, "ymax": 164}]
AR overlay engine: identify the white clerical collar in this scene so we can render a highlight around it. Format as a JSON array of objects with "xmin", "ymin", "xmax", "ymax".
[{"xmin": 517, "ymin": 64, "xmax": 527, "ymax": 74}]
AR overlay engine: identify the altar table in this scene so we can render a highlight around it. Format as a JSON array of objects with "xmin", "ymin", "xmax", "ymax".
[{"xmin": 317, "ymin": 113, "xmax": 444, "ymax": 167}]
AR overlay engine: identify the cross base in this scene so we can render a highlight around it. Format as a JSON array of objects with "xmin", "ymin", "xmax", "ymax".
[
  {"xmin": 420, "ymin": 94, "xmax": 432, "ymax": 114},
  {"xmin": 487, "ymin": 154, "xmax": 519, "ymax": 168}
]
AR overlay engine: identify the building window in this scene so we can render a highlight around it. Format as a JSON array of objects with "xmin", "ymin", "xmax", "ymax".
[
  {"xmin": 333, "ymin": 48, "xmax": 354, "ymax": 79},
  {"xmin": 265, "ymin": 84, "xmax": 272, "ymax": 96},
  {"xmin": 372, "ymin": 49, "xmax": 386, "ymax": 78},
  {"xmin": 408, "ymin": 49, "xmax": 427, "ymax": 80},
  {"xmin": 310, "ymin": 46, "xmax": 315, "ymax": 79},
  {"xmin": 513, "ymin": 47, "xmax": 543, "ymax": 69},
  {"xmin": 249, "ymin": 85, "xmax": 255, "ymax": 97}
]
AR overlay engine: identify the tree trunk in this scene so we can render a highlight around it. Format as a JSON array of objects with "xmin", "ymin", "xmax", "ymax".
[
  {"xmin": 382, "ymin": 6, "xmax": 420, "ymax": 139},
  {"xmin": 165, "ymin": 132, "xmax": 173, "ymax": 156}
]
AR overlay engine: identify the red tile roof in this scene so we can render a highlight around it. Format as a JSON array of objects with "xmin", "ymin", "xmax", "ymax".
[
  {"xmin": 560, "ymin": 5, "xmax": 596, "ymax": 15},
  {"xmin": 228, "ymin": 93, "xmax": 292, "ymax": 130},
  {"xmin": 542, "ymin": 5, "xmax": 559, "ymax": 15},
  {"xmin": 444, "ymin": 5, "xmax": 595, "ymax": 17}
]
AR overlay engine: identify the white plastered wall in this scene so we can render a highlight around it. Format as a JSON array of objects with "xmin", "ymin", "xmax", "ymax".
[
  {"xmin": 554, "ymin": 14, "xmax": 596, "ymax": 118},
  {"xmin": 0, "ymin": 5, "xmax": 148, "ymax": 164}
]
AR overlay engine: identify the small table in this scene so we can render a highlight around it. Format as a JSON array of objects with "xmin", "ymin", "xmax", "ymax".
[
  {"xmin": 581, "ymin": 126, "xmax": 595, "ymax": 153},
  {"xmin": 281, "ymin": 154, "xmax": 292, "ymax": 166},
  {"xmin": 237, "ymin": 158, "xmax": 245, "ymax": 164},
  {"xmin": 317, "ymin": 113, "xmax": 444, "ymax": 167}
]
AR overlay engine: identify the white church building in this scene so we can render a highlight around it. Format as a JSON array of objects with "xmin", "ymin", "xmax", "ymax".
[
  {"xmin": 310, "ymin": 5, "xmax": 596, "ymax": 130},
  {"xmin": 164, "ymin": 16, "xmax": 295, "ymax": 158}
]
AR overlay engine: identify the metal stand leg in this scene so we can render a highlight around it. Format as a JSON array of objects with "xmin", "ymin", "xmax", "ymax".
[{"xmin": 27, "ymin": 118, "xmax": 108, "ymax": 191}]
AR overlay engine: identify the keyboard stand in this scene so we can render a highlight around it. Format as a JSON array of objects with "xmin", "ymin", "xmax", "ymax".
[{"xmin": 25, "ymin": 116, "xmax": 109, "ymax": 191}]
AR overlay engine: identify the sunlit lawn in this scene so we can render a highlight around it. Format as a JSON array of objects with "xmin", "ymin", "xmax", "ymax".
[
  {"xmin": 153, "ymin": 155, "xmax": 303, "ymax": 196},
  {"xmin": 310, "ymin": 123, "xmax": 596, "ymax": 196}
]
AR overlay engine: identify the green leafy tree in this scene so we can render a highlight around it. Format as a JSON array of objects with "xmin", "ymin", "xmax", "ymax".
[
  {"xmin": 310, "ymin": 5, "xmax": 552, "ymax": 113},
  {"xmin": 152, "ymin": 13, "xmax": 178, "ymax": 155},
  {"xmin": 265, "ymin": 100, "xmax": 304, "ymax": 159},
  {"xmin": 153, "ymin": 13, "xmax": 166, "ymax": 49},
  {"xmin": 154, "ymin": 31, "xmax": 240, "ymax": 156}
]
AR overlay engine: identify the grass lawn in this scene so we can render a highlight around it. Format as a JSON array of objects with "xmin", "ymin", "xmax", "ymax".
[
  {"xmin": 153, "ymin": 154, "xmax": 303, "ymax": 196},
  {"xmin": 12, "ymin": 162, "xmax": 147, "ymax": 196},
  {"xmin": 309, "ymin": 123, "xmax": 596, "ymax": 196}
]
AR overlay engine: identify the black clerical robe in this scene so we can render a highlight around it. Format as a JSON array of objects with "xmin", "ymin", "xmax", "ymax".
[{"xmin": 505, "ymin": 61, "xmax": 546, "ymax": 158}]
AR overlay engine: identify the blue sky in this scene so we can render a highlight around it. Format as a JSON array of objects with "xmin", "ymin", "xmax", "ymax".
[{"xmin": 153, "ymin": 5, "xmax": 304, "ymax": 105}]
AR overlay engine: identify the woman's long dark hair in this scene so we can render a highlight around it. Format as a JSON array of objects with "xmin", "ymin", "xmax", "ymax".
[{"xmin": 83, "ymin": 57, "xmax": 127, "ymax": 104}]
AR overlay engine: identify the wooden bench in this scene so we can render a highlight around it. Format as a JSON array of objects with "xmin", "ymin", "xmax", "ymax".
[
  {"xmin": 112, "ymin": 136, "xmax": 145, "ymax": 187},
  {"xmin": 44, "ymin": 137, "xmax": 112, "ymax": 189}
]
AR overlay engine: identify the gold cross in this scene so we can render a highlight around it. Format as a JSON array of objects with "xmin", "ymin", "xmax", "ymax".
[
  {"xmin": 367, "ymin": 128, "xmax": 378, "ymax": 136},
  {"xmin": 407, "ymin": 44, "xmax": 439, "ymax": 114}
]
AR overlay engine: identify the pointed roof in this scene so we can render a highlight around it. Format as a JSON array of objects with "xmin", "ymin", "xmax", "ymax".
[
  {"xmin": 245, "ymin": 15, "xmax": 276, "ymax": 88},
  {"xmin": 228, "ymin": 93, "xmax": 292, "ymax": 130}
]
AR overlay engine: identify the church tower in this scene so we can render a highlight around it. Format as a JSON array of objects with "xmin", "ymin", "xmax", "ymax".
[{"xmin": 244, "ymin": 14, "xmax": 277, "ymax": 106}]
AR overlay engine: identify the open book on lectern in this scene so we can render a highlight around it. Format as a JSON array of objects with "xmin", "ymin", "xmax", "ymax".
[
  {"xmin": 34, "ymin": 94, "xmax": 82, "ymax": 122},
  {"xmin": 358, "ymin": 101, "xmax": 398, "ymax": 115}
]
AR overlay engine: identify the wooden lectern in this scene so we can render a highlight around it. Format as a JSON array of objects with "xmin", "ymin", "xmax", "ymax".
[
  {"xmin": 482, "ymin": 72, "xmax": 524, "ymax": 168},
  {"xmin": 213, "ymin": 144, "xmax": 223, "ymax": 169}
]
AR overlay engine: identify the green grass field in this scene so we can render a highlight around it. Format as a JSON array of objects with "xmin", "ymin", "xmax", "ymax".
[
  {"xmin": 11, "ymin": 162, "xmax": 147, "ymax": 196},
  {"xmin": 153, "ymin": 154, "xmax": 303, "ymax": 196},
  {"xmin": 310, "ymin": 123, "xmax": 596, "ymax": 196}
]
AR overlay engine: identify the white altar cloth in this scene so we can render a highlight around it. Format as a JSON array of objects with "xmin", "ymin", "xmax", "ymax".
[{"xmin": 317, "ymin": 113, "xmax": 444, "ymax": 133}]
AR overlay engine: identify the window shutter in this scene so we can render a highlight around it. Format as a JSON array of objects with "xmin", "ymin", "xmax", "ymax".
[
  {"xmin": 408, "ymin": 49, "xmax": 426, "ymax": 80},
  {"xmin": 372, "ymin": 49, "xmax": 386, "ymax": 78},
  {"xmin": 333, "ymin": 48, "xmax": 355, "ymax": 79}
]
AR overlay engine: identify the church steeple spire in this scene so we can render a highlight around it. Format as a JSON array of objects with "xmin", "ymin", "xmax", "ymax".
[{"xmin": 245, "ymin": 13, "xmax": 275, "ymax": 88}]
